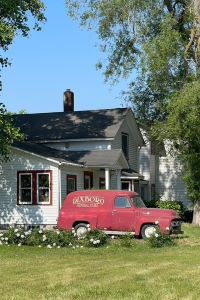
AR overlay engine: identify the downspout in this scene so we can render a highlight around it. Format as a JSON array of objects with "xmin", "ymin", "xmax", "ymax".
[{"xmin": 58, "ymin": 164, "xmax": 62, "ymax": 215}]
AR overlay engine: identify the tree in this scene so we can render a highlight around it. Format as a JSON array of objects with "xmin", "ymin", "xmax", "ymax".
[
  {"xmin": 153, "ymin": 81, "xmax": 200, "ymax": 224},
  {"xmin": 66, "ymin": 0, "xmax": 196, "ymax": 125},
  {"xmin": 0, "ymin": 0, "xmax": 46, "ymax": 161},
  {"xmin": 65, "ymin": 0, "xmax": 200, "ymax": 224},
  {"xmin": 0, "ymin": 103, "xmax": 23, "ymax": 162}
]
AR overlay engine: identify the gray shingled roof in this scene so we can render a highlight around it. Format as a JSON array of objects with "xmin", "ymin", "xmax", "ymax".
[
  {"xmin": 13, "ymin": 142, "xmax": 129, "ymax": 168},
  {"xmin": 12, "ymin": 108, "xmax": 129, "ymax": 141}
]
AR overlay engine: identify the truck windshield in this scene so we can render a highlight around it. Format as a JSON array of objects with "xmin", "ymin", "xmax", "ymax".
[{"xmin": 131, "ymin": 196, "xmax": 146, "ymax": 208}]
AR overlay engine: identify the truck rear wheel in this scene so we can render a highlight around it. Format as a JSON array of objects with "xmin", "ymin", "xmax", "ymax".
[
  {"xmin": 74, "ymin": 223, "xmax": 88, "ymax": 238},
  {"xmin": 141, "ymin": 224, "xmax": 157, "ymax": 239}
]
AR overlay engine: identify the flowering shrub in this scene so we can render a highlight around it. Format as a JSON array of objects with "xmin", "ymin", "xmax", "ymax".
[
  {"xmin": 85, "ymin": 229, "xmax": 108, "ymax": 247},
  {"xmin": 148, "ymin": 231, "xmax": 176, "ymax": 248},
  {"xmin": 0, "ymin": 225, "xmax": 109, "ymax": 249}
]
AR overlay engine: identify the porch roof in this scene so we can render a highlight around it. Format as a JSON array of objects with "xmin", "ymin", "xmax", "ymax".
[
  {"xmin": 67, "ymin": 149, "xmax": 129, "ymax": 169},
  {"xmin": 13, "ymin": 142, "xmax": 128, "ymax": 169},
  {"xmin": 121, "ymin": 169, "xmax": 144, "ymax": 180}
]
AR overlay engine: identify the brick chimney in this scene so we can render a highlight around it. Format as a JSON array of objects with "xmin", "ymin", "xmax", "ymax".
[{"xmin": 63, "ymin": 89, "xmax": 74, "ymax": 112}]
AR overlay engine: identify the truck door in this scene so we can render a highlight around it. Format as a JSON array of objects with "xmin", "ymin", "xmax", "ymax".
[{"xmin": 111, "ymin": 196, "xmax": 135, "ymax": 231}]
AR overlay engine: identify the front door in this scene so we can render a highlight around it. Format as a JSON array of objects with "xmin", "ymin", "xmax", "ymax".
[{"xmin": 111, "ymin": 196, "xmax": 135, "ymax": 231}]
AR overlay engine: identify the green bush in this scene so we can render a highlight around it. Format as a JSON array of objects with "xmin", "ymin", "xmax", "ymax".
[
  {"xmin": 156, "ymin": 200, "xmax": 185, "ymax": 217},
  {"xmin": 182, "ymin": 210, "xmax": 193, "ymax": 223},
  {"xmin": 85, "ymin": 229, "xmax": 108, "ymax": 247},
  {"xmin": 0, "ymin": 226, "xmax": 109, "ymax": 249},
  {"xmin": 148, "ymin": 231, "xmax": 177, "ymax": 248},
  {"xmin": 119, "ymin": 234, "xmax": 135, "ymax": 248}
]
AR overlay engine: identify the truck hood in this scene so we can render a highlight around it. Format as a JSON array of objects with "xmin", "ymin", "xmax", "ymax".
[{"xmin": 139, "ymin": 208, "xmax": 180, "ymax": 219}]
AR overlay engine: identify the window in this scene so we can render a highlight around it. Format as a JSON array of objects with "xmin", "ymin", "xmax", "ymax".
[
  {"xmin": 67, "ymin": 175, "xmax": 77, "ymax": 194},
  {"xmin": 151, "ymin": 184, "xmax": 156, "ymax": 201},
  {"xmin": 99, "ymin": 177, "xmax": 105, "ymax": 189},
  {"xmin": 84, "ymin": 171, "xmax": 93, "ymax": 189},
  {"xmin": 115, "ymin": 197, "xmax": 131, "ymax": 208},
  {"xmin": 121, "ymin": 133, "xmax": 129, "ymax": 160},
  {"xmin": 17, "ymin": 171, "xmax": 52, "ymax": 205},
  {"xmin": 121, "ymin": 181, "xmax": 131, "ymax": 191},
  {"xmin": 131, "ymin": 196, "xmax": 146, "ymax": 208},
  {"xmin": 18, "ymin": 173, "xmax": 32, "ymax": 204}
]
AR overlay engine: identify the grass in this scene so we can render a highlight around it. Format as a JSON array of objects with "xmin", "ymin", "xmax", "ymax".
[{"xmin": 1, "ymin": 224, "xmax": 200, "ymax": 300}]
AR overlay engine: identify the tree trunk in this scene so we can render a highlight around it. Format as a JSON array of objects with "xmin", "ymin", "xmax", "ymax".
[{"xmin": 192, "ymin": 200, "xmax": 200, "ymax": 225}]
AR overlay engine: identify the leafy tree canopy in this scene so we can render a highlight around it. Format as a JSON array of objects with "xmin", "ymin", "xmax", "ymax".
[{"xmin": 66, "ymin": 0, "xmax": 198, "ymax": 126}]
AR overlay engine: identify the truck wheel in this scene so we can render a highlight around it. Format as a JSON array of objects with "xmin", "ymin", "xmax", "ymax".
[
  {"xmin": 74, "ymin": 223, "xmax": 88, "ymax": 238},
  {"xmin": 141, "ymin": 224, "xmax": 157, "ymax": 239}
]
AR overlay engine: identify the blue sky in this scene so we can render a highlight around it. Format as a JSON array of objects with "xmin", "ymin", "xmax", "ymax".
[{"xmin": 1, "ymin": 0, "xmax": 129, "ymax": 114}]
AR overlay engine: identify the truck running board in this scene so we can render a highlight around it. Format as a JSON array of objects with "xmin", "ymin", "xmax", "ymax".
[{"xmin": 102, "ymin": 230, "xmax": 135, "ymax": 236}]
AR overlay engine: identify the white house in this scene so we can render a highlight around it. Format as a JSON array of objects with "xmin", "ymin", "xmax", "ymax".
[
  {"xmin": 0, "ymin": 89, "xmax": 191, "ymax": 228},
  {"xmin": 0, "ymin": 89, "xmax": 145, "ymax": 227},
  {"xmin": 139, "ymin": 135, "xmax": 190, "ymax": 208}
]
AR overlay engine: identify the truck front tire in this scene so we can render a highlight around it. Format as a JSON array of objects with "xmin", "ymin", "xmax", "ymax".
[
  {"xmin": 141, "ymin": 224, "xmax": 158, "ymax": 239},
  {"xmin": 74, "ymin": 223, "xmax": 88, "ymax": 238}
]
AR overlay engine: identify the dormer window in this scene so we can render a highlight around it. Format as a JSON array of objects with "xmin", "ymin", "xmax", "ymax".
[{"xmin": 122, "ymin": 132, "xmax": 129, "ymax": 160}]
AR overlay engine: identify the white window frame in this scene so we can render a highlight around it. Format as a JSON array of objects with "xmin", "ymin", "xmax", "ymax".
[
  {"xmin": 19, "ymin": 173, "xmax": 33, "ymax": 204},
  {"xmin": 37, "ymin": 172, "xmax": 51, "ymax": 205}
]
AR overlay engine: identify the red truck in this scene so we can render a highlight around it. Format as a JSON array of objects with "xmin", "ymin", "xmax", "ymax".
[{"xmin": 58, "ymin": 190, "xmax": 182, "ymax": 239}]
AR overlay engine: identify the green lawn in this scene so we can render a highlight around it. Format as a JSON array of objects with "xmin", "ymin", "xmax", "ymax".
[{"xmin": 1, "ymin": 224, "xmax": 200, "ymax": 300}]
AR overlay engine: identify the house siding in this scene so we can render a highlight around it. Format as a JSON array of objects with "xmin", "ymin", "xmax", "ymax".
[
  {"xmin": 0, "ymin": 149, "xmax": 59, "ymax": 226},
  {"xmin": 158, "ymin": 156, "xmax": 190, "ymax": 207},
  {"xmin": 60, "ymin": 166, "xmax": 85, "ymax": 206},
  {"xmin": 46, "ymin": 140, "xmax": 111, "ymax": 151},
  {"xmin": 111, "ymin": 119, "xmax": 138, "ymax": 171}
]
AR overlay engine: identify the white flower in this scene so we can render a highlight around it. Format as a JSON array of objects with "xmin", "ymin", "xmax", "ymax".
[
  {"xmin": 57, "ymin": 246, "xmax": 61, "ymax": 249},
  {"xmin": 14, "ymin": 228, "xmax": 19, "ymax": 233},
  {"xmin": 72, "ymin": 227, "xmax": 74, "ymax": 230},
  {"xmin": 72, "ymin": 229, "xmax": 75, "ymax": 234},
  {"xmin": 24, "ymin": 232, "xmax": 29, "ymax": 236},
  {"xmin": 5, "ymin": 242, "xmax": 8, "ymax": 245},
  {"xmin": 93, "ymin": 241, "xmax": 97, "ymax": 245},
  {"xmin": 90, "ymin": 238, "xmax": 94, "ymax": 242},
  {"xmin": 87, "ymin": 228, "xmax": 91, "ymax": 232},
  {"xmin": 1, "ymin": 237, "xmax": 4, "ymax": 241},
  {"xmin": 47, "ymin": 245, "xmax": 52, "ymax": 249},
  {"xmin": 69, "ymin": 243, "xmax": 72, "ymax": 246},
  {"xmin": 0, "ymin": 233, "xmax": 3, "ymax": 237},
  {"xmin": 80, "ymin": 246, "xmax": 83, "ymax": 248},
  {"xmin": 155, "ymin": 233, "xmax": 159, "ymax": 238},
  {"xmin": 76, "ymin": 245, "xmax": 79, "ymax": 248},
  {"xmin": 5, "ymin": 237, "xmax": 8, "ymax": 241},
  {"xmin": 155, "ymin": 221, "xmax": 159, "ymax": 224},
  {"xmin": 18, "ymin": 243, "xmax": 21, "ymax": 247},
  {"xmin": 53, "ymin": 243, "xmax": 56, "ymax": 247},
  {"xmin": 111, "ymin": 235, "xmax": 115, "ymax": 239},
  {"xmin": 74, "ymin": 233, "xmax": 77, "ymax": 237},
  {"xmin": 87, "ymin": 224, "xmax": 90, "ymax": 228},
  {"xmin": 38, "ymin": 245, "xmax": 42, "ymax": 248},
  {"xmin": 39, "ymin": 230, "xmax": 43, "ymax": 234},
  {"xmin": 72, "ymin": 246, "xmax": 75, "ymax": 249},
  {"xmin": 96, "ymin": 240, "xmax": 100, "ymax": 244},
  {"xmin": 21, "ymin": 235, "xmax": 25, "ymax": 239},
  {"xmin": 16, "ymin": 233, "xmax": 20, "ymax": 237},
  {"xmin": 56, "ymin": 231, "xmax": 60, "ymax": 235},
  {"xmin": 166, "ymin": 227, "xmax": 169, "ymax": 230}
]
